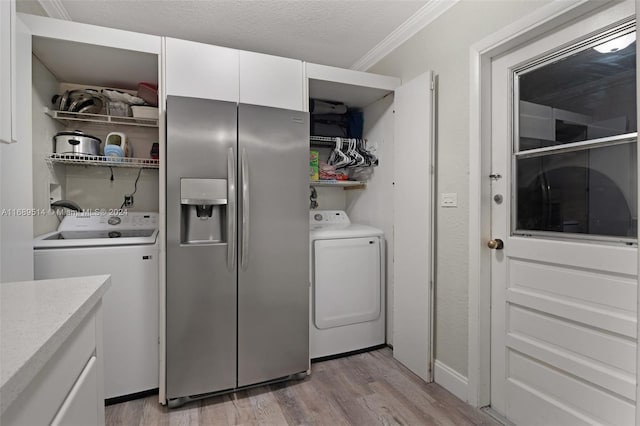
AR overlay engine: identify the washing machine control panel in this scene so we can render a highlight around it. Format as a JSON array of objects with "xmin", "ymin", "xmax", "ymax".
[
  {"xmin": 58, "ymin": 212, "xmax": 159, "ymax": 231},
  {"xmin": 310, "ymin": 210, "xmax": 351, "ymax": 225}
]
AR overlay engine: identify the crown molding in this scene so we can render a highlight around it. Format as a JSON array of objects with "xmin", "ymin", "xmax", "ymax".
[
  {"xmin": 351, "ymin": 0, "xmax": 459, "ymax": 71},
  {"xmin": 38, "ymin": 0, "xmax": 71, "ymax": 20}
]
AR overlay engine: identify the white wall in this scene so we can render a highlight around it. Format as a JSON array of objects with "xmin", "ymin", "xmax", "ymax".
[
  {"xmin": 312, "ymin": 186, "xmax": 345, "ymax": 210},
  {"xmin": 15, "ymin": 0, "xmax": 46, "ymax": 17},
  {"xmin": 369, "ymin": 0, "xmax": 551, "ymax": 377},
  {"xmin": 32, "ymin": 55, "xmax": 63, "ymax": 236},
  {"xmin": 65, "ymin": 166, "xmax": 159, "ymax": 212}
]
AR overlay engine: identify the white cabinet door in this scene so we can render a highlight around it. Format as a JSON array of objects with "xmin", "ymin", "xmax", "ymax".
[
  {"xmin": 0, "ymin": 16, "xmax": 32, "ymax": 282},
  {"xmin": 50, "ymin": 356, "xmax": 99, "ymax": 426},
  {"xmin": 1, "ymin": 309, "xmax": 98, "ymax": 426},
  {"xmin": 0, "ymin": 0, "xmax": 16, "ymax": 144},
  {"xmin": 393, "ymin": 71, "xmax": 434, "ymax": 382},
  {"xmin": 165, "ymin": 37, "xmax": 239, "ymax": 102},
  {"xmin": 314, "ymin": 237, "xmax": 381, "ymax": 329},
  {"xmin": 239, "ymin": 51, "xmax": 303, "ymax": 111}
]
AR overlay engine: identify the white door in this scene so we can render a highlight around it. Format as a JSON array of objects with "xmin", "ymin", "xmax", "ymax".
[
  {"xmin": 314, "ymin": 237, "xmax": 381, "ymax": 329},
  {"xmin": 393, "ymin": 71, "xmax": 434, "ymax": 381},
  {"xmin": 164, "ymin": 37, "xmax": 239, "ymax": 102},
  {"xmin": 0, "ymin": 15, "xmax": 32, "ymax": 282},
  {"xmin": 0, "ymin": 0, "xmax": 16, "ymax": 144},
  {"xmin": 490, "ymin": 2, "xmax": 638, "ymax": 424}
]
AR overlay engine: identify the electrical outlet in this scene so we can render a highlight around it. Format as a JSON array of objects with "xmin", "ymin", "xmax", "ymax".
[{"xmin": 124, "ymin": 195, "xmax": 134, "ymax": 207}]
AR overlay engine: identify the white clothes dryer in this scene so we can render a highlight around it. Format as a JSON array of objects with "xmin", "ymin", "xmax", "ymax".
[{"xmin": 309, "ymin": 210, "xmax": 385, "ymax": 359}]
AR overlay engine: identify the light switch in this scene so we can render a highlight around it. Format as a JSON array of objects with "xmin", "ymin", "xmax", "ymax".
[{"xmin": 441, "ymin": 193, "xmax": 457, "ymax": 207}]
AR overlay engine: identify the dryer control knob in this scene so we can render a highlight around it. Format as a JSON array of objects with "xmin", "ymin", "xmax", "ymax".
[{"xmin": 314, "ymin": 214, "xmax": 323, "ymax": 221}]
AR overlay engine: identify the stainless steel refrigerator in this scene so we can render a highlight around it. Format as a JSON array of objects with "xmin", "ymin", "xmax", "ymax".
[{"xmin": 166, "ymin": 96, "xmax": 309, "ymax": 407}]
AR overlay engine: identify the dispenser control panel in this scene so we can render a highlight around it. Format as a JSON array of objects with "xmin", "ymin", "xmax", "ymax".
[{"xmin": 180, "ymin": 178, "xmax": 228, "ymax": 244}]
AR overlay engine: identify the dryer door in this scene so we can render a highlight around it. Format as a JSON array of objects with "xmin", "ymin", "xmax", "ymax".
[{"xmin": 313, "ymin": 237, "xmax": 381, "ymax": 329}]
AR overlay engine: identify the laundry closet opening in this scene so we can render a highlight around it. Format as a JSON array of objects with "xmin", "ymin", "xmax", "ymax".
[{"xmin": 307, "ymin": 73, "xmax": 396, "ymax": 348}]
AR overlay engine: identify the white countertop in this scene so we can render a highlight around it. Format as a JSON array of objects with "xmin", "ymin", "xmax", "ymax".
[{"xmin": 0, "ymin": 275, "xmax": 111, "ymax": 414}]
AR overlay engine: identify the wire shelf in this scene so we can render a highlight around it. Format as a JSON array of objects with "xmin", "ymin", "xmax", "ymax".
[
  {"xmin": 46, "ymin": 153, "xmax": 159, "ymax": 169},
  {"xmin": 45, "ymin": 108, "xmax": 158, "ymax": 128},
  {"xmin": 310, "ymin": 135, "xmax": 365, "ymax": 147}
]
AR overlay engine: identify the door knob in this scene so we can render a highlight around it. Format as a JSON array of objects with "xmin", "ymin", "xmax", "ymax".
[{"xmin": 487, "ymin": 239, "xmax": 504, "ymax": 250}]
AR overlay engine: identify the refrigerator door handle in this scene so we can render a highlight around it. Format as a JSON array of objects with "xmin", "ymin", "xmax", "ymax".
[
  {"xmin": 241, "ymin": 148, "xmax": 250, "ymax": 270},
  {"xmin": 227, "ymin": 148, "xmax": 236, "ymax": 272}
]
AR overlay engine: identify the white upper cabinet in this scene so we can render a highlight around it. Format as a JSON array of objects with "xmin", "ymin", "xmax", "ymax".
[
  {"xmin": 164, "ymin": 39, "xmax": 303, "ymax": 110},
  {"xmin": 239, "ymin": 51, "xmax": 304, "ymax": 111},
  {"xmin": 164, "ymin": 38, "xmax": 239, "ymax": 102},
  {"xmin": 0, "ymin": 0, "xmax": 16, "ymax": 144}
]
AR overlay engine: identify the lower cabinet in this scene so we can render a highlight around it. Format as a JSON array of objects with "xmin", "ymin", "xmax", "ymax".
[
  {"xmin": 51, "ymin": 356, "xmax": 99, "ymax": 426},
  {"xmin": 1, "ymin": 304, "xmax": 105, "ymax": 426}
]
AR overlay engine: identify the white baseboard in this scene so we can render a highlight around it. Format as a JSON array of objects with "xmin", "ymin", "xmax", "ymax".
[{"xmin": 434, "ymin": 360, "xmax": 468, "ymax": 402}]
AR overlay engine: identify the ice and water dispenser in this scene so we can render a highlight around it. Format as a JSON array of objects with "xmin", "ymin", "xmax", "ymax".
[{"xmin": 180, "ymin": 178, "xmax": 227, "ymax": 244}]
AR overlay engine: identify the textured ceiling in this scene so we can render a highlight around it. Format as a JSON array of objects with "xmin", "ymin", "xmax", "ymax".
[{"xmin": 22, "ymin": 0, "xmax": 427, "ymax": 68}]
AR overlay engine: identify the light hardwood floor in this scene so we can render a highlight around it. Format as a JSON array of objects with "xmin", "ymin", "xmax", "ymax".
[{"xmin": 106, "ymin": 348, "xmax": 499, "ymax": 426}]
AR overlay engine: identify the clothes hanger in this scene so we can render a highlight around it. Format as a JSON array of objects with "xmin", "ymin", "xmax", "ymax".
[
  {"xmin": 352, "ymin": 139, "xmax": 366, "ymax": 167},
  {"xmin": 331, "ymin": 138, "xmax": 350, "ymax": 168}
]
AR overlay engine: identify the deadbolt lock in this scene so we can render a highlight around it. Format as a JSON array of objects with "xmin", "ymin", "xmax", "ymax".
[{"xmin": 493, "ymin": 194, "xmax": 503, "ymax": 204}]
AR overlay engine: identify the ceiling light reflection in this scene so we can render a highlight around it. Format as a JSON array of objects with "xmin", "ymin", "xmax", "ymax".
[{"xmin": 593, "ymin": 33, "xmax": 636, "ymax": 53}]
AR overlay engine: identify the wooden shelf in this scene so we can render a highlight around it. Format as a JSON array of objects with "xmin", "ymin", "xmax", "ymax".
[
  {"xmin": 45, "ymin": 108, "xmax": 158, "ymax": 128},
  {"xmin": 46, "ymin": 153, "xmax": 159, "ymax": 169},
  {"xmin": 309, "ymin": 180, "xmax": 366, "ymax": 190}
]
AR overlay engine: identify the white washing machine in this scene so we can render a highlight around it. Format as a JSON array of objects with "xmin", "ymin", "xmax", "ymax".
[
  {"xmin": 309, "ymin": 210, "xmax": 385, "ymax": 359},
  {"xmin": 34, "ymin": 212, "xmax": 159, "ymax": 400}
]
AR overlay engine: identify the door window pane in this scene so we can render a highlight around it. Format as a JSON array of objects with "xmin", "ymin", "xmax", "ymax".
[
  {"xmin": 514, "ymin": 26, "xmax": 637, "ymax": 241},
  {"xmin": 518, "ymin": 30, "xmax": 636, "ymax": 151},
  {"xmin": 516, "ymin": 143, "xmax": 637, "ymax": 238}
]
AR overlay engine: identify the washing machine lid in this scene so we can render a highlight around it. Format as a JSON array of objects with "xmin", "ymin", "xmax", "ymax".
[
  {"xmin": 34, "ymin": 229, "xmax": 158, "ymax": 248},
  {"xmin": 34, "ymin": 212, "xmax": 159, "ymax": 248},
  {"xmin": 311, "ymin": 224, "xmax": 383, "ymax": 239}
]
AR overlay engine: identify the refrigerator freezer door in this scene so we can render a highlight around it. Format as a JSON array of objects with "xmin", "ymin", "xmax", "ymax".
[
  {"xmin": 166, "ymin": 96, "xmax": 238, "ymax": 399},
  {"xmin": 237, "ymin": 104, "xmax": 310, "ymax": 387}
]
